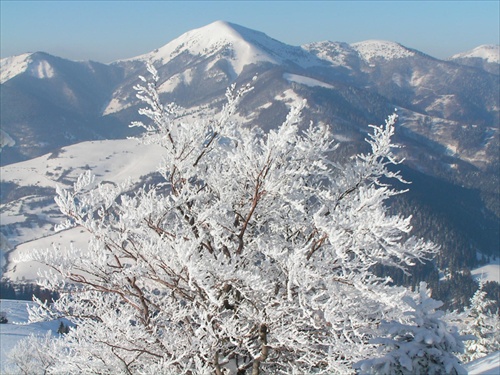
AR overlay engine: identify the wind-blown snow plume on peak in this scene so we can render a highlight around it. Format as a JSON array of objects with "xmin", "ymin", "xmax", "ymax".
[
  {"xmin": 451, "ymin": 44, "xmax": 500, "ymax": 64},
  {"xmin": 351, "ymin": 40, "xmax": 416, "ymax": 62},
  {"xmin": 123, "ymin": 20, "xmax": 316, "ymax": 74}
]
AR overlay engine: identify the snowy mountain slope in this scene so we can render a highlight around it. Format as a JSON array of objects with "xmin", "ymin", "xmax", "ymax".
[
  {"xmin": 0, "ymin": 52, "xmax": 62, "ymax": 84},
  {"xmin": 3, "ymin": 227, "xmax": 92, "ymax": 282},
  {"xmin": 465, "ymin": 351, "xmax": 500, "ymax": 375},
  {"xmin": 395, "ymin": 108, "xmax": 498, "ymax": 170},
  {"xmin": 1, "ymin": 139, "xmax": 162, "ymax": 191},
  {"xmin": 0, "ymin": 138, "xmax": 164, "ymax": 277},
  {"xmin": 451, "ymin": 45, "xmax": 500, "ymax": 64},
  {"xmin": 471, "ymin": 258, "xmax": 500, "ymax": 284},
  {"xmin": 304, "ymin": 39, "xmax": 499, "ymax": 124},
  {"xmin": 449, "ymin": 45, "xmax": 499, "ymax": 74},
  {"xmin": 0, "ymin": 51, "xmax": 69, "ymax": 84},
  {"xmin": 107, "ymin": 24, "xmax": 499, "ymax": 179},
  {"xmin": 0, "ymin": 52, "xmax": 127, "ymax": 165},
  {"xmin": 103, "ymin": 21, "xmax": 324, "ymax": 116},
  {"xmin": 302, "ymin": 40, "xmax": 499, "ymax": 178},
  {"xmin": 0, "ymin": 53, "xmax": 33, "ymax": 84},
  {"xmin": 302, "ymin": 41, "xmax": 358, "ymax": 67},
  {"xmin": 2, "ymin": 22, "xmax": 497, "ymax": 175},
  {"xmin": 303, "ymin": 40, "xmax": 418, "ymax": 68},
  {"xmin": 0, "ymin": 300, "xmax": 68, "ymax": 373},
  {"xmin": 283, "ymin": 73, "xmax": 334, "ymax": 88},
  {"xmin": 119, "ymin": 20, "xmax": 319, "ymax": 74}
]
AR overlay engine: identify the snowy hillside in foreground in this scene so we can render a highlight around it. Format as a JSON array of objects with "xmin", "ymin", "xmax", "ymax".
[
  {"xmin": 0, "ymin": 298, "xmax": 498, "ymax": 374},
  {"xmin": 465, "ymin": 351, "xmax": 500, "ymax": 375},
  {"xmin": 0, "ymin": 300, "xmax": 66, "ymax": 373}
]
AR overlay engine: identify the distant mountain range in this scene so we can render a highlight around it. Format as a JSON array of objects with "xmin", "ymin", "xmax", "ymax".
[
  {"xmin": 1, "ymin": 21, "xmax": 499, "ymax": 306},
  {"xmin": 1, "ymin": 22, "xmax": 498, "ymax": 171}
]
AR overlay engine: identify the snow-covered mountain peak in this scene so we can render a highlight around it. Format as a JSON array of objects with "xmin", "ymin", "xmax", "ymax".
[
  {"xmin": 451, "ymin": 44, "xmax": 500, "ymax": 64},
  {"xmin": 1, "ymin": 53, "xmax": 32, "ymax": 84},
  {"xmin": 122, "ymin": 21, "xmax": 318, "ymax": 74},
  {"xmin": 123, "ymin": 20, "xmax": 279, "ymax": 74},
  {"xmin": 351, "ymin": 40, "xmax": 415, "ymax": 62},
  {"xmin": 1, "ymin": 52, "xmax": 57, "ymax": 84}
]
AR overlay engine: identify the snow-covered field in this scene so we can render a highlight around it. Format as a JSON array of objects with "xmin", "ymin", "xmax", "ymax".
[
  {"xmin": 1, "ymin": 138, "xmax": 164, "ymax": 280},
  {"xmin": 0, "ymin": 300, "xmax": 64, "ymax": 373},
  {"xmin": 4, "ymin": 226, "xmax": 91, "ymax": 281},
  {"xmin": 472, "ymin": 257, "xmax": 500, "ymax": 284},
  {"xmin": 465, "ymin": 351, "xmax": 500, "ymax": 374}
]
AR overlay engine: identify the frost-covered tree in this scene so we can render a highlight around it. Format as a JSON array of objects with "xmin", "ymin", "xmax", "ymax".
[
  {"xmin": 6, "ymin": 331, "xmax": 58, "ymax": 375},
  {"xmin": 356, "ymin": 282, "xmax": 468, "ymax": 375},
  {"xmin": 15, "ymin": 63, "xmax": 436, "ymax": 374},
  {"xmin": 459, "ymin": 281, "xmax": 500, "ymax": 362}
]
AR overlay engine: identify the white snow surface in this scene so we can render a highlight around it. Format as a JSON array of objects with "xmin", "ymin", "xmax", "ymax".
[
  {"xmin": 4, "ymin": 227, "xmax": 91, "ymax": 282},
  {"xmin": 283, "ymin": 73, "xmax": 334, "ymax": 89},
  {"xmin": 465, "ymin": 351, "xmax": 500, "ymax": 374},
  {"xmin": 1, "ymin": 139, "xmax": 162, "ymax": 191},
  {"xmin": 302, "ymin": 41, "xmax": 355, "ymax": 67},
  {"xmin": 1, "ymin": 138, "xmax": 164, "ymax": 280},
  {"xmin": 351, "ymin": 40, "xmax": 415, "ymax": 62},
  {"xmin": 0, "ymin": 53, "xmax": 57, "ymax": 84},
  {"xmin": 303, "ymin": 39, "xmax": 417, "ymax": 67},
  {"xmin": 0, "ymin": 53, "xmax": 32, "ymax": 84},
  {"xmin": 119, "ymin": 20, "xmax": 317, "ymax": 74},
  {"xmin": 451, "ymin": 45, "xmax": 500, "ymax": 64},
  {"xmin": 0, "ymin": 129, "xmax": 16, "ymax": 150},
  {"xmin": 0, "ymin": 300, "xmax": 66, "ymax": 373},
  {"xmin": 159, "ymin": 68, "xmax": 195, "ymax": 93},
  {"xmin": 102, "ymin": 97, "xmax": 134, "ymax": 115},
  {"xmin": 274, "ymin": 89, "xmax": 305, "ymax": 109},
  {"xmin": 29, "ymin": 59, "xmax": 55, "ymax": 79},
  {"xmin": 471, "ymin": 258, "xmax": 500, "ymax": 284}
]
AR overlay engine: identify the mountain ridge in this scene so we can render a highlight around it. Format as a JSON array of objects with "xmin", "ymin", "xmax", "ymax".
[
  {"xmin": 112, "ymin": 20, "xmax": 322, "ymax": 75},
  {"xmin": 1, "ymin": 21, "xmax": 498, "ymax": 188},
  {"xmin": 2, "ymin": 21, "xmax": 497, "ymax": 85}
]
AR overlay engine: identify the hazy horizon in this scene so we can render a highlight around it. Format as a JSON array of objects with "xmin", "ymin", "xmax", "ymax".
[{"xmin": 1, "ymin": 1, "xmax": 499, "ymax": 63}]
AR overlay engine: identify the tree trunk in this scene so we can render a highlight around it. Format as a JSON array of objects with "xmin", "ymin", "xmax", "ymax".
[{"xmin": 251, "ymin": 324, "xmax": 268, "ymax": 375}]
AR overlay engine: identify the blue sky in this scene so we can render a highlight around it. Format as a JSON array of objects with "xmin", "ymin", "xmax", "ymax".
[{"xmin": 1, "ymin": 1, "xmax": 499, "ymax": 63}]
